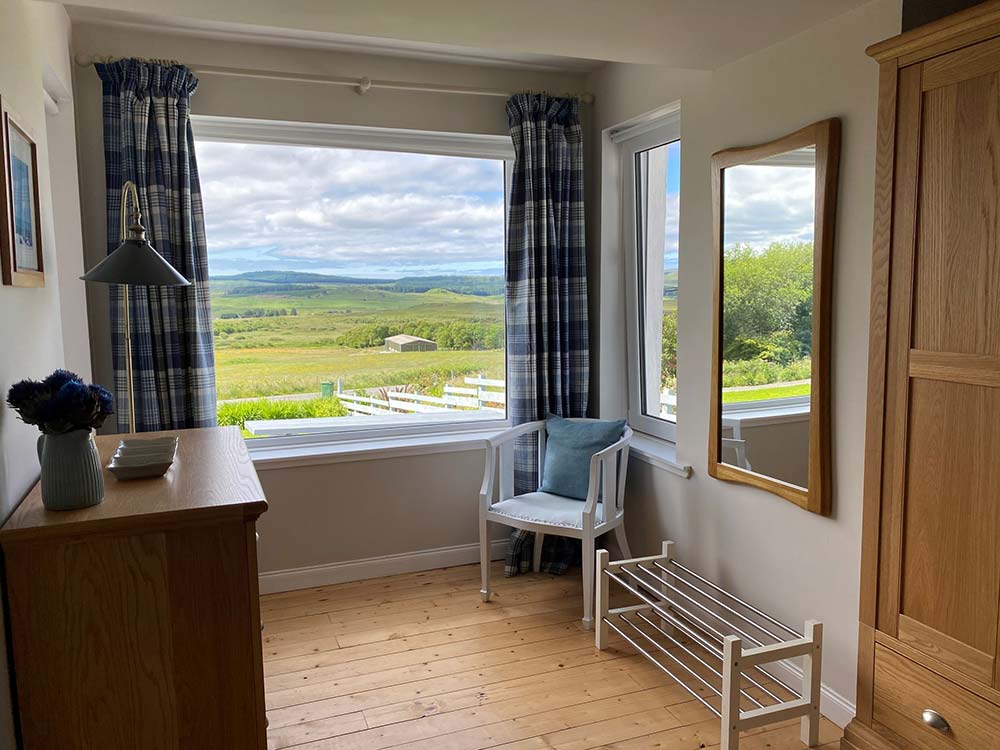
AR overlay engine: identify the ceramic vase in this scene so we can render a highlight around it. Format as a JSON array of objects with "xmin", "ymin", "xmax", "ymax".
[{"xmin": 36, "ymin": 429, "xmax": 105, "ymax": 511}]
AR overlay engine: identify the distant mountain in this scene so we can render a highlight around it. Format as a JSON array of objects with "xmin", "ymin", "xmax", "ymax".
[
  {"xmin": 386, "ymin": 276, "xmax": 503, "ymax": 296},
  {"xmin": 210, "ymin": 270, "xmax": 504, "ymax": 296},
  {"xmin": 211, "ymin": 270, "xmax": 383, "ymax": 285}
]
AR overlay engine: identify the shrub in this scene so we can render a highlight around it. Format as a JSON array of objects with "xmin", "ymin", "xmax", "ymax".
[
  {"xmin": 337, "ymin": 319, "xmax": 503, "ymax": 350},
  {"xmin": 217, "ymin": 397, "xmax": 349, "ymax": 431},
  {"xmin": 721, "ymin": 357, "xmax": 811, "ymax": 388}
]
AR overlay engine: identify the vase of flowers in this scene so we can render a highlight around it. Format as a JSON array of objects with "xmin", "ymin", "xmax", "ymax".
[{"xmin": 6, "ymin": 370, "xmax": 115, "ymax": 511}]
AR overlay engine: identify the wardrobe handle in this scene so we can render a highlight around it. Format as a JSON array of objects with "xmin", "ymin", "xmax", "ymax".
[{"xmin": 921, "ymin": 709, "xmax": 950, "ymax": 733}]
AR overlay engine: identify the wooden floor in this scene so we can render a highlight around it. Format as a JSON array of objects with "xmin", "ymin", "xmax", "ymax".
[{"xmin": 260, "ymin": 562, "xmax": 842, "ymax": 750}]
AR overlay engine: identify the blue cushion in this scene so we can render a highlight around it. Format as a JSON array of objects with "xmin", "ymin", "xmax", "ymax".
[{"xmin": 539, "ymin": 415, "xmax": 626, "ymax": 500}]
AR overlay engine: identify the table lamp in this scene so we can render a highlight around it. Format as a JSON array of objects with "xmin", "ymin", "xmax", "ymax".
[{"xmin": 81, "ymin": 180, "xmax": 191, "ymax": 433}]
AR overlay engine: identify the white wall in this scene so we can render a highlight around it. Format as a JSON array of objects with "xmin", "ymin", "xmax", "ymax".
[
  {"xmin": 0, "ymin": 1, "xmax": 79, "ymax": 744},
  {"xmin": 587, "ymin": 0, "xmax": 901, "ymax": 714},
  {"xmin": 58, "ymin": 0, "xmax": 872, "ymax": 68}
]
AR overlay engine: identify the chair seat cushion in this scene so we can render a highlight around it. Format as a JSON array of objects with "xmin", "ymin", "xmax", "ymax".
[
  {"xmin": 488, "ymin": 491, "xmax": 603, "ymax": 529},
  {"xmin": 539, "ymin": 415, "xmax": 626, "ymax": 500}
]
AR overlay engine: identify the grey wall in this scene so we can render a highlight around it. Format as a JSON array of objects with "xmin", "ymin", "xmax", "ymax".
[
  {"xmin": 0, "ymin": 2, "xmax": 79, "ymax": 745},
  {"xmin": 255, "ymin": 448, "xmax": 492, "ymax": 574},
  {"xmin": 586, "ymin": 0, "xmax": 902, "ymax": 709}
]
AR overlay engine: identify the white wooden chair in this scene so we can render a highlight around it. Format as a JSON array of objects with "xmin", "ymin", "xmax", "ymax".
[
  {"xmin": 478, "ymin": 419, "xmax": 634, "ymax": 629},
  {"xmin": 722, "ymin": 437, "xmax": 752, "ymax": 470}
]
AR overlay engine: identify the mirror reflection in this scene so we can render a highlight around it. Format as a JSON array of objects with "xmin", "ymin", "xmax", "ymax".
[{"xmin": 720, "ymin": 146, "xmax": 815, "ymax": 489}]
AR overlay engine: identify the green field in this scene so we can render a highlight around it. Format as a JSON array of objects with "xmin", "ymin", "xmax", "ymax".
[
  {"xmin": 722, "ymin": 382, "xmax": 810, "ymax": 404},
  {"xmin": 210, "ymin": 274, "xmax": 506, "ymax": 403}
]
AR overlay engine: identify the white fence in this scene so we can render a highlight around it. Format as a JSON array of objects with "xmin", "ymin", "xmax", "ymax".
[
  {"xmin": 660, "ymin": 388, "xmax": 676, "ymax": 418},
  {"xmin": 331, "ymin": 379, "xmax": 675, "ymax": 419},
  {"xmin": 336, "ymin": 376, "xmax": 505, "ymax": 417},
  {"xmin": 335, "ymin": 379, "xmax": 674, "ymax": 419}
]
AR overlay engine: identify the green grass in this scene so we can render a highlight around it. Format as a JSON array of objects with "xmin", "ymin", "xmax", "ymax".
[
  {"xmin": 722, "ymin": 382, "xmax": 811, "ymax": 403},
  {"xmin": 721, "ymin": 357, "xmax": 811, "ymax": 388},
  {"xmin": 214, "ymin": 346, "xmax": 505, "ymax": 400},
  {"xmin": 210, "ymin": 279, "xmax": 506, "ymax": 404}
]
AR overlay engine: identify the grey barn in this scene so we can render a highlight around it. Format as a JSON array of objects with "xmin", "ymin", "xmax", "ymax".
[{"xmin": 385, "ymin": 334, "xmax": 437, "ymax": 352}]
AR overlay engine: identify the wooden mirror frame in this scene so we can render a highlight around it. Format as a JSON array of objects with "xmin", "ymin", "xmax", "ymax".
[{"xmin": 708, "ymin": 118, "xmax": 841, "ymax": 515}]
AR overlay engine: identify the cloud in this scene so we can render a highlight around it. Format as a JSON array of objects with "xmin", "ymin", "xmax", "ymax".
[
  {"xmin": 196, "ymin": 141, "xmax": 506, "ymax": 277},
  {"xmin": 722, "ymin": 163, "xmax": 815, "ymax": 250}
]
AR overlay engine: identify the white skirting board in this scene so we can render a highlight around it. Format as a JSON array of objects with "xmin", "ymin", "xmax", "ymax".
[
  {"xmin": 258, "ymin": 538, "xmax": 509, "ymax": 595},
  {"xmin": 762, "ymin": 659, "xmax": 856, "ymax": 729}
]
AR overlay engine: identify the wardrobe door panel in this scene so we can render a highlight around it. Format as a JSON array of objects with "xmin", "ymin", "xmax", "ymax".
[{"xmin": 881, "ymin": 40, "xmax": 1000, "ymax": 690}]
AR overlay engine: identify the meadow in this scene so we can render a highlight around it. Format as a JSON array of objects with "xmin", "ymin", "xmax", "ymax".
[
  {"xmin": 210, "ymin": 274, "xmax": 506, "ymax": 404},
  {"xmin": 210, "ymin": 268, "xmax": 808, "ymax": 425}
]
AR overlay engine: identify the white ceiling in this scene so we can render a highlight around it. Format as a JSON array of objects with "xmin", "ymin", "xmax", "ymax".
[{"xmin": 62, "ymin": 0, "xmax": 875, "ymax": 71}]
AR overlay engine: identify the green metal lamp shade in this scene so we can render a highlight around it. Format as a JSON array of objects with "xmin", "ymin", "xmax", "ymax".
[{"xmin": 81, "ymin": 239, "xmax": 191, "ymax": 286}]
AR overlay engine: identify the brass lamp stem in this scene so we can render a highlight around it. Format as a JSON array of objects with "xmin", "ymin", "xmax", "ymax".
[
  {"xmin": 123, "ymin": 283, "xmax": 135, "ymax": 434},
  {"xmin": 120, "ymin": 180, "xmax": 146, "ymax": 243},
  {"xmin": 119, "ymin": 179, "xmax": 142, "ymax": 434}
]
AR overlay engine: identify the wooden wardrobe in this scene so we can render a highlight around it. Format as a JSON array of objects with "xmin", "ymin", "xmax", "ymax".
[{"xmin": 844, "ymin": 4, "xmax": 1000, "ymax": 750}]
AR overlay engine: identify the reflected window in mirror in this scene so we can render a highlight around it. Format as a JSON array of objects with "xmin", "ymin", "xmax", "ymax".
[
  {"xmin": 622, "ymin": 118, "xmax": 681, "ymax": 442},
  {"xmin": 709, "ymin": 119, "xmax": 840, "ymax": 515}
]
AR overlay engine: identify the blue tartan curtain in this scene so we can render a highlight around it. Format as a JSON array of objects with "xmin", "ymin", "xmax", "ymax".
[
  {"xmin": 506, "ymin": 93, "xmax": 589, "ymax": 486},
  {"xmin": 96, "ymin": 60, "xmax": 216, "ymax": 432},
  {"xmin": 504, "ymin": 93, "xmax": 589, "ymax": 574}
]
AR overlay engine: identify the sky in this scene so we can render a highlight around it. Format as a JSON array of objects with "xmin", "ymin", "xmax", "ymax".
[
  {"xmin": 662, "ymin": 140, "xmax": 680, "ymax": 273},
  {"xmin": 196, "ymin": 141, "xmax": 505, "ymax": 279},
  {"xmin": 195, "ymin": 137, "xmax": 807, "ymax": 282},
  {"xmin": 722, "ymin": 161, "xmax": 815, "ymax": 251}
]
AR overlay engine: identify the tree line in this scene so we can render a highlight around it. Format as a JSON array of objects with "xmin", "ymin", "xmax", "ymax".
[
  {"xmin": 219, "ymin": 308, "xmax": 299, "ymax": 320},
  {"xmin": 338, "ymin": 319, "xmax": 504, "ymax": 351}
]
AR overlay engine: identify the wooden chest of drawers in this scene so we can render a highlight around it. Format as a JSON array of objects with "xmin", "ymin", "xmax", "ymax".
[
  {"xmin": 0, "ymin": 427, "xmax": 268, "ymax": 749},
  {"xmin": 873, "ymin": 645, "xmax": 998, "ymax": 750}
]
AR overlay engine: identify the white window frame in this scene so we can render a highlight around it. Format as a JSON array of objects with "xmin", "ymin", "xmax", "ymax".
[
  {"xmin": 619, "ymin": 114, "xmax": 681, "ymax": 443},
  {"xmin": 192, "ymin": 115, "xmax": 515, "ymax": 451}
]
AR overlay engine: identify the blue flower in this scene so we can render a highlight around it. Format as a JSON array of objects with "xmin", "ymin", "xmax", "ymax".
[
  {"xmin": 7, "ymin": 379, "xmax": 46, "ymax": 408},
  {"xmin": 6, "ymin": 370, "xmax": 115, "ymax": 434},
  {"xmin": 42, "ymin": 369, "xmax": 82, "ymax": 392},
  {"xmin": 89, "ymin": 384, "xmax": 115, "ymax": 415}
]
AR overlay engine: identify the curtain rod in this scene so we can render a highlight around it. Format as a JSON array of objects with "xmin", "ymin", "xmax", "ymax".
[{"xmin": 74, "ymin": 54, "xmax": 595, "ymax": 104}]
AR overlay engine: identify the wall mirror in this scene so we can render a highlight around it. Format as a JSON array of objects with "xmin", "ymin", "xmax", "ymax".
[{"xmin": 708, "ymin": 119, "xmax": 840, "ymax": 515}]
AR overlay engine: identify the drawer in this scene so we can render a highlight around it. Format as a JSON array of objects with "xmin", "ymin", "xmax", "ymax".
[{"xmin": 873, "ymin": 644, "xmax": 1000, "ymax": 750}]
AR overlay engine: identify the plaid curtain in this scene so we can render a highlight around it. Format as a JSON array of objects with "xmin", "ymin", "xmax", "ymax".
[
  {"xmin": 96, "ymin": 60, "xmax": 216, "ymax": 432},
  {"xmin": 504, "ymin": 93, "xmax": 589, "ymax": 574}
]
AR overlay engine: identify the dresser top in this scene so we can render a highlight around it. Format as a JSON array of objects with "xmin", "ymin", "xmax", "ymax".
[{"xmin": 0, "ymin": 426, "xmax": 267, "ymax": 543}]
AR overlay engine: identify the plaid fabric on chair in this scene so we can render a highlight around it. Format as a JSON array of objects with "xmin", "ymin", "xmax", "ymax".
[
  {"xmin": 503, "ymin": 93, "xmax": 589, "ymax": 576},
  {"xmin": 504, "ymin": 528, "xmax": 582, "ymax": 576},
  {"xmin": 96, "ymin": 60, "xmax": 217, "ymax": 432}
]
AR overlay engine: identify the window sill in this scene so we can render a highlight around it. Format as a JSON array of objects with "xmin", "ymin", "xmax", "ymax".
[
  {"xmin": 249, "ymin": 427, "xmax": 505, "ymax": 471},
  {"xmin": 629, "ymin": 434, "xmax": 692, "ymax": 478}
]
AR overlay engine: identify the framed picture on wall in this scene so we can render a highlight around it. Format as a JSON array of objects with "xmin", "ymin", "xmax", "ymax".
[{"xmin": 0, "ymin": 101, "xmax": 44, "ymax": 287}]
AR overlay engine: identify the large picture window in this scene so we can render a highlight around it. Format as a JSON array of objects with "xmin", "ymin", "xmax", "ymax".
[
  {"xmin": 193, "ymin": 119, "xmax": 513, "ymax": 441},
  {"xmin": 622, "ymin": 119, "xmax": 681, "ymax": 442}
]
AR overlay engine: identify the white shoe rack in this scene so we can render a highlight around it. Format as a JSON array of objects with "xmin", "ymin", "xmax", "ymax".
[{"xmin": 595, "ymin": 541, "xmax": 823, "ymax": 750}]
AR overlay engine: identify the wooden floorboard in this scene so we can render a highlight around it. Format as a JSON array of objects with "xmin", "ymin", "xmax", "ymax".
[{"xmin": 263, "ymin": 563, "xmax": 843, "ymax": 750}]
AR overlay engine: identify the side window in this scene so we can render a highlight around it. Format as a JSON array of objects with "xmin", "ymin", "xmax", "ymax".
[{"xmin": 623, "ymin": 125, "xmax": 680, "ymax": 442}]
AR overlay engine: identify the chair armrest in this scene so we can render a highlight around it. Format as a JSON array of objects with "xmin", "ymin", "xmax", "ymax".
[
  {"xmin": 591, "ymin": 429, "xmax": 632, "ymax": 462},
  {"xmin": 479, "ymin": 446, "xmax": 497, "ymax": 509},
  {"xmin": 486, "ymin": 420, "xmax": 545, "ymax": 449},
  {"xmin": 481, "ymin": 421, "xmax": 545, "ymax": 509},
  {"xmin": 582, "ymin": 428, "xmax": 633, "ymax": 517}
]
